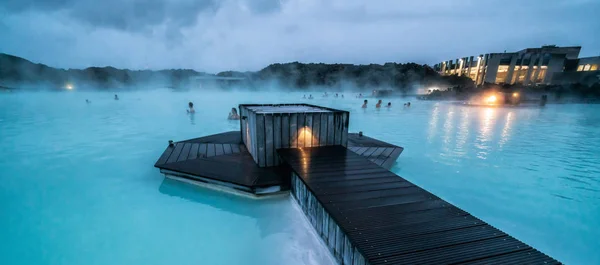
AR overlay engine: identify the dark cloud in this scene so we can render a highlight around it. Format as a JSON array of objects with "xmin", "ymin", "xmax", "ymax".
[
  {"xmin": 0, "ymin": 0, "xmax": 598, "ymax": 72},
  {"xmin": 0, "ymin": 0, "xmax": 219, "ymax": 32}
]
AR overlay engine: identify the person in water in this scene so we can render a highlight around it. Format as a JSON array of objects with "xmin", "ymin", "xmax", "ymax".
[
  {"xmin": 341, "ymin": 94, "xmax": 344, "ymax": 98},
  {"xmin": 362, "ymin": 99, "xmax": 368, "ymax": 108},
  {"xmin": 85, "ymin": 99, "xmax": 90, "ymax": 103},
  {"xmin": 376, "ymin": 99, "xmax": 382, "ymax": 108},
  {"xmin": 228, "ymin": 108, "xmax": 240, "ymax": 120},
  {"xmin": 308, "ymin": 94, "xmax": 314, "ymax": 99},
  {"xmin": 114, "ymin": 94, "xmax": 119, "ymax": 100},
  {"xmin": 187, "ymin": 102, "xmax": 195, "ymax": 113},
  {"xmin": 303, "ymin": 95, "xmax": 306, "ymax": 99},
  {"xmin": 386, "ymin": 102, "xmax": 391, "ymax": 108}
]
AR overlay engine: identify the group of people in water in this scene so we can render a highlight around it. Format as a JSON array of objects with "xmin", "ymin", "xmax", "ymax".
[
  {"xmin": 303, "ymin": 92, "xmax": 345, "ymax": 99},
  {"xmin": 186, "ymin": 101, "xmax": 240, "ymax": 120},
  {"xmin": 301, "ymin": 91, "xmax": 411, "ymax": 109},
  {"xmin": 361, "ymin": 99, "xmax": 411, "ymax": 109}
]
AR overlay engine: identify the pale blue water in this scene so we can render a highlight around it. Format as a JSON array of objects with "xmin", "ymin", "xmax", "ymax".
[{"xmin": 1, "ymin": 89, "xmax": 599, "ymax": 265}]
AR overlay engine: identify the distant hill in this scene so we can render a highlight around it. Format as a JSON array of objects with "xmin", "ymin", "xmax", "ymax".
[
  {"xmin": 0, "ymin": 53, "xmax": 472, "ymax": 91},
  {"xmin": 0, "ymin": 53, "xmax": 208, "ymax": 90}
]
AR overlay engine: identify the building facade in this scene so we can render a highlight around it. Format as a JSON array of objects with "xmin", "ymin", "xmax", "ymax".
[{"xmin": 434, "ymin": 45, "xmax": 583, "ymax": 86}]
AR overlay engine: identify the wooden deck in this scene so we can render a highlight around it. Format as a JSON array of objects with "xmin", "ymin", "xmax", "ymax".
[
  {"xmin": 347, "ymin": 133, "xmax": 403, "ymax": 169},
  {"xmin": 155, "ymin": 131, "xmax": 404, "ymax": 195},
  {"xmin": 154, "ymin": 131, "xmax": 288, "ymax": 194},
  {"xmin": 278, "ymin": 146, "xmax": 560, "ymax": 265}
]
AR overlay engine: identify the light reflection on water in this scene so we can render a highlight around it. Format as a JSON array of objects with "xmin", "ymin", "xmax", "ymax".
[{"xmin": 1, "ymin": 90, "xmax": 599, "ymax": 265}]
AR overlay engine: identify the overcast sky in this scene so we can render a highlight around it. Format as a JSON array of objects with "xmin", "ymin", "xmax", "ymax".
[{"xmin": 1, "ymin": 0, "xmax": 599, "ymax": 73}]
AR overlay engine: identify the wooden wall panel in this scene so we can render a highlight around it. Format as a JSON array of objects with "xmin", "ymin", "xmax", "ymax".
[
  {"xmin": 281, "ymin": 114, "xmax": 290, "ymax": 148},
  {"xmin": 265, "ymin": 114, "xmax": 274, "ymax": 167},
  {"xmin": 290, "ymin": 113, "xmax": 298, "ymax": 148},
  {"xmin": 273, "ymin": 115, "xmax": 282, "ymax": 165},
  {"xmin": 256, "ymin": 114, "xmax": 266, "ymax": 167},
  {"xmin": 312, "ymin": 113, "xmax": 320, "ymax": 146}
]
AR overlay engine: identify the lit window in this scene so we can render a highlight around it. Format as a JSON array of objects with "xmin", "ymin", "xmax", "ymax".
[
  {"xmin": 577, "ymin": 65, "xmax": 584, "ymax": 71},
  {"xmin": 591, "ymin": 64, "xmax": 598, "ymax": 71},
  {"xmin": 495, "ymin": 65, "xmax": 509, "ymax": 83},
  {"xmin": 583, "ymin": 64, "xmax": 591, "ymax": 71},
  {"xmin": 517, "ymin": 66, "xmax": 529, "ymax": 83}
]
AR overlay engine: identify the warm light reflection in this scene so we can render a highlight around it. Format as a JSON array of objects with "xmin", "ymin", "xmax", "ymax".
[
  {"xmin": 427, "ymin": 104, "xmax": 440, "ymax": 143},
  {"xmin": 455, "ymin": 108, "xmax": 470, "ymax": 154},
  {"xmin": 512, "ymin": 92, "xmax": 519, "ymax": 98},
  {"xmin": 297, "ymin": 126, "xmax": 314, "ymax": 147},
  {"xmin": 299, "ymin": 147, "xmax": 309, "ymax": 172},
  {"xmin": 476, "ymin": 108, "xmax": 496, "ymax": 159},
  {"xmin": 485, "ymin": 95, "xmax": 497, "ymax": 104},
  {"xmin": 65, "ymin": 84, "xmax": 73, "ymax": 90},
  {"xmin": 500, "ymin": 111, "xmax": 514, "ymax": 148},
  {"xmin": 442, "ymin": 106, "xmax": 455, "ymax": 153}
]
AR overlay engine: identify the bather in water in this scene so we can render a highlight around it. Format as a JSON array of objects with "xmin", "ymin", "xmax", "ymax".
[
  {"xmin": 228, "ymin": 108, "xmax": 240, "ymax": 120},
  {"xmin": 187, "ymin": 102, "xmax": 195, "ymax": 114},
  {"xmin": 362, "ymin": 99, "xmax": 368, "ymax": 108}
]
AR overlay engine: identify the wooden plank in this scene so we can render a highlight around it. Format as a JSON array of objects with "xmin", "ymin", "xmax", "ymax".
[
  {"xmin": 341, "ymin": 112, "xmax": 349, "ymax": 147},
  {"xmin": 250, "ymin": 112, "xmax": 256, "ymax": 157},
  {"xmin": 198, "ymin": 143, "xmax": 208, "ymax": 158},
  {"xmin": 166, "ymin": 143, "xmax": 184, "ymax": 164},
  {"xmin": 155, "ymin": 145, "xmax": 175, "ymax": 166},
  {"xmin": 231, "ymin": 144, "xmax": 241, "ymax": 153},
  {"xmin": 249, "ymin": 111, "xmax": 257, "ymax": 162},
  {"xmin": 380, "ymin": 147, "xmax": 394, "ymax": 157},
  {"xmin": 265, "ymin": 114, "xmax": 274, "ymax": 167},
  {"xmin": 333, "ymin": 113, "xmax": 342, "ymax": 145},
  {"xmin": 368, "ymin": 147, "xmax": 385, "ymax": 158},
  {"xmin": 256, "ymin": 114, "xmax": 266, "ymax": 167},
  {"xmin": 381, "ymin": 147, "xmax": 403, "ymax": 170},
  {"xmin": 281, "ymin": 114, "xmax": 290, "ymax": 148},
  {"xmin": 297, "ymin": 113, "xmax": 306, "ymax": 147},
  {"xmin": 305, "ymin": 114, "xmax": 313, "ymax": 148},
  {"xmin": 188, "ymin": 143, "xmax": 199, "ymax": 160},
  {"xmin": 223, "ymin": 144, "xmax": 233, "ymax": 155},
  {"xmin": 215, "ymin": 144, "xmax": 224, "ymax": 156},
  {"xmin": 348, "ymin": 146, "xmax": 360, "ymax": 152},
  {"xmin": 274, "ymin": 115, "xmax": 282, "ymax": 165},
  {"xmin": 290, "ymin": 113, "xmax": 298, "ymax": 148},
  {"xmin": 320, "ymin": 113, "xmax": 328, "ymax": 146},
  {"xmin": 240, "ymin": 106, "xmax": 247, "ymax": 147},
  {"xmin": 207, "ymin": 143, "xmax": 216, "ymax": 157},
  {"xmin": 326, "ymin": 113, "xmax": 334, "ymax": 145},
  {"xmin": 312, "ymin": 113, "xmax": 321, "ymax": 146},
  {"xmin": 177, "ymin": 143, "xmax": 192, "ymax": 162},
  {"xmin": 354, "ymin": 147, "xmax": 369, "ymax": 155}
]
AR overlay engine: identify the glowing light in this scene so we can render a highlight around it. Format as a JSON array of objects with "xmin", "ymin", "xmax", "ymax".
[
  {"xmin": 65, "ymin": 84, "xmax": 73, "ymax": 90},
  {"xmin": 485, "ymin": 95, "xmax": 497, "ymax": 104},
  {"xmin": 512, "ymin": 92, "xmax": 519, "ymax": 97},
  {"xmin": 298, "ymin": 126, "xmax": 314, "ymax": 147}
]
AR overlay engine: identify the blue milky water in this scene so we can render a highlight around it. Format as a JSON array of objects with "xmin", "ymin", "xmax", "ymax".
[{"xmin": 1, "ymin": 89, "xmax": 599, "ymax": 265}]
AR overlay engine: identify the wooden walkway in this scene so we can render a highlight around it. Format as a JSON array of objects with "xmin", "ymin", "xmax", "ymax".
[
  {"xmin": 278, "ymin": 146, "xmax": 560, "ymax": 265},
  {"xmin": 155, "ymin": 131, "xmax": 405, "ymax": 195}
]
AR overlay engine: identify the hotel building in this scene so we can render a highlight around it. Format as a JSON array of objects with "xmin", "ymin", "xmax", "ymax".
[{"xmin": 434, "ymin": 45, "xmax": 600, "ymax": 86}]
